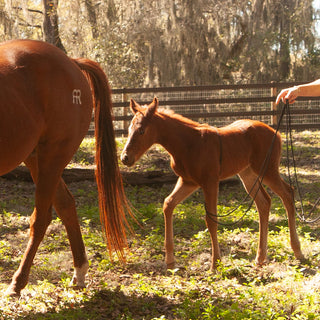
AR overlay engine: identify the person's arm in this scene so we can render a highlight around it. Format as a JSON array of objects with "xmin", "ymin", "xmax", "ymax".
[{"xmin": 276, "ymin": 79, "xmax": 320, "ymax": 105}]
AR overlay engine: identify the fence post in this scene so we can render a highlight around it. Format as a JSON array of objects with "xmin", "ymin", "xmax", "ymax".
[
  {"xmin": 271, "ymin": 82, "xmax": 277, "ymax": 127},
  {"xmin": 122, "ymin": 92, "xmax": 129, "ymax": 137}
]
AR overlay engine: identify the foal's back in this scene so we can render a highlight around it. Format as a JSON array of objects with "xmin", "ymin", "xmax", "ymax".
[{"xmin": 215, "ymin": 119, "xmax": 281, "ymax": 179}]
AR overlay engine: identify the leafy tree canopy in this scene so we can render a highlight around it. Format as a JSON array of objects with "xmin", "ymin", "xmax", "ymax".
[{"xmin": 0, "ymin": 0, "xmax": 319, "ymax": 87}]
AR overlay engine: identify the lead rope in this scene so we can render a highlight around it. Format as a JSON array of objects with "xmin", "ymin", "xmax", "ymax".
[{"xmin": 284, "ymin": 100, "xmax": 320, "ymax": 224}]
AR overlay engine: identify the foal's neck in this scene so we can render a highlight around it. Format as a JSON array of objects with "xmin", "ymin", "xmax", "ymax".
[{"xmin": 153, "ymin": 112, "xmax": 199, "ymax": 156}]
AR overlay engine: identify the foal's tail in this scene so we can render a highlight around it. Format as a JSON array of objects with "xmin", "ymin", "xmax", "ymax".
[{"xmin": 72, "ymin": 58, "xmax": 131, "ymax": 261}]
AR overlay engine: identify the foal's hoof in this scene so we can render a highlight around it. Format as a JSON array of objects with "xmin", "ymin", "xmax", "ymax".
[
  {"xmin": 296, "ymin": 254, "xmax": 308, "ymax": 264},
  {"xmin": 254, "ymin": 260, "xmax": 268, "ymax": 268},
  {"xmin": 295, "ymin": 252, "xmax": 306, "ymax": 261},
  {"xmin": 166, "ymin": 262, "xmax": 175, "ymax": 270},
  {"xmin": 209, "ymin": 266, "xmax": 218, "ymax": 273},
  {"xmin": 166, "ymin": 266, "xmax": 186, "ymax": 276}
]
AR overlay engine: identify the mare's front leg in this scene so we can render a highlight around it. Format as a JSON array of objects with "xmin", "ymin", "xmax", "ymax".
[
  {"xmin": 163, "ymin": 177, "xmax": 198, "ymax": 269},
  {"xmin": 203, "ymin": 180, "xmax": 221, "ymax": 270},
  {"xmin": 5, "ymin": 172, "xmax": 58, "ymax": 296}
]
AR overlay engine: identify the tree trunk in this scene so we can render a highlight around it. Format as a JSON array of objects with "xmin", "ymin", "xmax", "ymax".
[
  {"xmin": 84, "ymin": 0, "xmax": 99, "ymax": 38},
  {"xmin": 278, "ymin": 0, "xmax": 291, "ymax": 80},
  {"xmin": 42, "ymin": 0, "xmax": 66, "ymax": 52}
]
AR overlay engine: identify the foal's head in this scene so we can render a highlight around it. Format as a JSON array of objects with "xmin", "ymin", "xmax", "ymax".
[{"xmin": 121, "ymin": 97, "xmax": 158, "ymax": 167}]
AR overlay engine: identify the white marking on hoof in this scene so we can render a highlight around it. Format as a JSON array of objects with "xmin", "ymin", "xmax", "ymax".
[{"xmin": 70, "ymin": 261, "xmax": 89, "ymax": 287}]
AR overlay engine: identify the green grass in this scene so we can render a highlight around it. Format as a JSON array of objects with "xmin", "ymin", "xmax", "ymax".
[
  {"xmin": 68, "ymin": 137, "xmax": 96, "ymax": 167},
  {"xmin": 1, "ymin": 131, "xmax": 320, "ymax": 319}
]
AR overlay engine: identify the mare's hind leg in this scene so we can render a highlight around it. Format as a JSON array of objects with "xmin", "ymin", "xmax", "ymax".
[
  {"xmin": 238, "ymin": 167, "xmax": 272, "ymax": 265},
  {"xmin": 25, "ymin": 154, "xmax": 88, "ymax": 287},
  {"xmin": 53, "ymin": 180, "xmax": 89, "ymax": 287},
  {"xmin": 263, "ymin": 169, "xmax": 304, "ymax": 260}
]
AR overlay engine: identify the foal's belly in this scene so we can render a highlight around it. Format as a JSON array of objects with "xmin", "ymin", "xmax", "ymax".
[{"xmin": 219, "ymin": 161, "xmax": 250, "ymax": 181}]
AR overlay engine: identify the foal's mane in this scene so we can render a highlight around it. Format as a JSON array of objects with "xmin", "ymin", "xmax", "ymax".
[{"xmin": 156, "ymin": 107, "xmax": 206, "ymax": 128}]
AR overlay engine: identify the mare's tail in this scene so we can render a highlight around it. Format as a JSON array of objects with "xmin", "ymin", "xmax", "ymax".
[{"xmin": 72, "ymin": 58, "xmax": 131, "ymax": 261}]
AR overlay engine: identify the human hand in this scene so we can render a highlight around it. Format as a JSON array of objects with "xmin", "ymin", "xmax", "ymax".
[{"xmin": 275, "ymin": 86, "xmax": 299, "ymax": 105}]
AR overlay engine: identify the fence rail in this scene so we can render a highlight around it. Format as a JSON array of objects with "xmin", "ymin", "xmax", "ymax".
[{"xmin": 92, "ymin": 82, "xmax": 320, "ymax": 136}]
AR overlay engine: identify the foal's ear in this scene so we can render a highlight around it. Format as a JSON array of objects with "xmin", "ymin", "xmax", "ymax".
[
  {"xmin": 146, "ymin": 97, "xmax": 158, "ymax": 118},
  {"xmin": 130, "ymin": 99, "xmax": 140, "ymax": 114}
]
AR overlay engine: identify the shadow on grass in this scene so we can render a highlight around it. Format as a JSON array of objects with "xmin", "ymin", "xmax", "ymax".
[{"xmin": 17, "ymin": 287, "xmax": 176, "ymax": 320}]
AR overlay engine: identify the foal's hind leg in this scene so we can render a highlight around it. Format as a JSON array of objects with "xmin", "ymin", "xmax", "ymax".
[
  {"xmin": 53, "ymin": 179, "xmax": 89, "ymax": 287},
  {"xmin": 203, "ymin": 180, "xmax": 221, "ymax": 270},
  {"xmin": 263, "ymin": 170, "xmax": 304, "ymax": 261},
  {"xmin": 238, "ymin": 168, "xmax": 272, "ymax": 265}
]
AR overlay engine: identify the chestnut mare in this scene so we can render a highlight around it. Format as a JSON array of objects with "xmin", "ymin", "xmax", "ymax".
[
  {"xmin": 121, "ymin": 98, "xmax": 304, "ymax": 270},
  {"xmin": 0, "ymin": 40, "xmax": 130, "ymax": 296}
]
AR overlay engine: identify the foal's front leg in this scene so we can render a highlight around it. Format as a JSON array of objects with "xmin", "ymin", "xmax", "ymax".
[{"xmin": 163, "ymin": 177, "xmax": 198, "ymax": 269}]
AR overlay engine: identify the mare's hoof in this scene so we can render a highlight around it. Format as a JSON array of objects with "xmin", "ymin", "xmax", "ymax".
[
  {"xmin": 69, "ymin": 276, "xmax": 86, "ymax": 288},
  {"xmin": 4, "ymin": 285, "xmax": 21, "ymax": 297}
]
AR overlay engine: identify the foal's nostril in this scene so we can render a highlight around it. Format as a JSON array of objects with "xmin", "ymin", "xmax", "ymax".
[
  {"xmin": 121, "ymin": 151, "xmax": 135, "ymax": 167},
  {"xmin": 121, "ymin": 153, "xmax": 129, "ymax": 165}
]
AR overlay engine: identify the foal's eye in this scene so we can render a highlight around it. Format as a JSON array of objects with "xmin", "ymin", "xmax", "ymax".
[{"xmin": 139, "ymin": 127, "xmax": 145, "ymax": 135}]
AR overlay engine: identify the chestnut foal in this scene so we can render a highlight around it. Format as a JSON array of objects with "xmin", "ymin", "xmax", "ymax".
[{"xmin": 121, "ymin": 97, "xmax": 304, "ymax": 270}]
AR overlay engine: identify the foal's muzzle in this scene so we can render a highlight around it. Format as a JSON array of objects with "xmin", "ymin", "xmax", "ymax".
[{"xmin": 120, "ymin": 151, "xmax": 134, "ymax": 167}]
